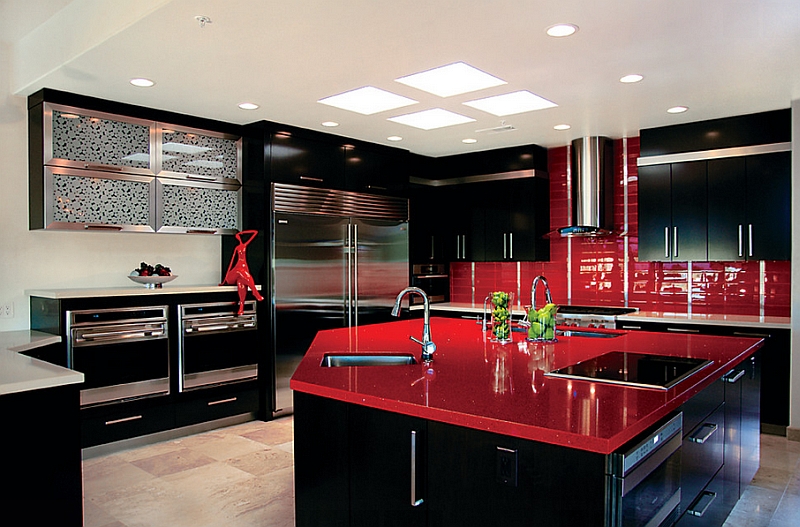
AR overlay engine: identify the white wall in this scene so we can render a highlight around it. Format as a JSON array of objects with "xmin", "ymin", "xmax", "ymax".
[
  {"xmin": 0, "ymin": 42, "xmax": 222, "ymax": 333},
  {"xmin": 791, "ymin": 99, "xmax": 800, "ymax": 440}
]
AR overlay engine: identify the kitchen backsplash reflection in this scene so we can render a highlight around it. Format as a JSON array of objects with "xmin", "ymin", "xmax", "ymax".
[{"xmin": 451, "ymin": 137, "xmax": 791, "ymax": 317}]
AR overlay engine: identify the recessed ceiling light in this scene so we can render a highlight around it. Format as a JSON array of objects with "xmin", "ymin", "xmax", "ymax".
[
  {"xmin": 321, "ymin": 121, "xmax": 339, "ymax": 127},
  {"xmin": 395, "ymin": 62, "xmax": 506, "ymax": 97},
  {"xmin": 546, "ymin": 24, "xmax": 579, "ymax": 37},
  {"xmin": 554, "ymin": 124, "xmax": 571, "ymax": 131},
  {"xmin": 620, "ymin": 74, "xmax": 643, "ymax": 83},
  {"xmin": 238, "ymin": 102, "xmax": 259, "ymax": 110},
  {"xmin": 388, "ymin": 108, "xmax": 476, "ymax": 130},
  {"xmin": 130, "ymin": 78, "xmax": 155, "ymax": 87},
  {"xmin": 463, "ymin": 91, "xmax": 557, "ymax": 116},
  {"xmin": 387, "ymin": 136, "xmax": 403, "ymax": 141},
  {"xmin": 318, "ymin": 86, "xmax": 418, "ymax": 115},
  {"xmin": 667, "ymin": 106, "xmax": 689, "ymax": 114},
  {"xmin": 462, "ymin": 138, "xmax": 478, "ymax": 144}
]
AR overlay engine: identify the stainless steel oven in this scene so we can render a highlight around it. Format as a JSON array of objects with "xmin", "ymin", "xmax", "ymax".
[
  {"xmin": 67, "ymin": 306, "xmax": 170, "ymax": 407},
  {"xmin": 177, "ymin": 300, "xmax": 258, "ymax": 392},
  {"xmin": 606, "ymin": 412, "xmax": 683, "ymax": 527},
  {"xmin": 411, "ymin": 263, "xmax": 449, "ymax": 304}
]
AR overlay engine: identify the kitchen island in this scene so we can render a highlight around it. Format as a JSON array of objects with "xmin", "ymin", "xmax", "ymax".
[{"xmin": 291, "ymin": 317, "xmax": 763, "ymax": 527}]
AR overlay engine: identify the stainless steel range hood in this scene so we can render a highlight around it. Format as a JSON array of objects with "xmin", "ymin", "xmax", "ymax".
[{"xmin": 549, "ymin": 136, "xmax": 615, "ymax": 237}]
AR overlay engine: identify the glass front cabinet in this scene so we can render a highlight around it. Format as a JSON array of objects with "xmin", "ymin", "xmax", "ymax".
[{"xmin": 32, "ymin": 101, "xmax": 241, "ymax": 234}]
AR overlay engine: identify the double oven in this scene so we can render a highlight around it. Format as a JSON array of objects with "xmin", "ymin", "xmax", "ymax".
[{"xmin": 66, "ymin": 300, "xmax": 258, "ymax": 409}]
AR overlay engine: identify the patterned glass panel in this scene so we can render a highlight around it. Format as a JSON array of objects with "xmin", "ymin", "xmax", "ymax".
[
  {"xmin": 51, "ymin": 110, "xmax": 151, "ymax": 169},
  {"xmin": 160, "ymin": 184, "xmax": 239, "ymax": 229},
  {"xmin": 51, "ymin": 174, "xmax": 151, "ymax": 225},
  {"xmin": 160, "ymin": 130, "xmax": 239, "ymax": 180}
]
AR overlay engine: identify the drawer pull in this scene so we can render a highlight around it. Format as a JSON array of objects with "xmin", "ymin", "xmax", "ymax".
[
  {"xmin": 84, "ymin": 164, "xmax": 123, "ymax": 171},
  {"xmin": 84, "ymin": 224, "xmax": 123, "ymax": 231},
  {"xmin": 733, "ymin": 331, "xmax": 770, "ymax": 338},
  {"xmin": 724, "ymin": 369, "xmax": 746, "ymax": 384},
  {"xmin": 299, "ymin": 176, "xmax": 323, "ymax": 182},
  {"xmin": 689, "ymin": 423, "xmax": 718, "ymax": 444},
  {"xmin": 687, "ymin": 490, "xmax": 717, "ymax": 517},
  {"xmin": 666, "ymin": 327, "xmax": 699, "ymax": 333},
  {"xmin": 620, "ymin": 325, "xmax": 642, "ymax": 330},
  {"xmin": 105, "ymin": 415, "xmax": 143, "ymax": 426},
  {"xmin": 208, "ymin": 397, "xmax": 237, "ymax": 406}
]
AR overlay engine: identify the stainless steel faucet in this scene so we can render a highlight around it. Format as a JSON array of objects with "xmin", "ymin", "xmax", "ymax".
[
  {"xmin": 392, "ymin": 286, "xmax": 436, "ymax": 362},
  {"xmin": 531, "ymin": 275, "xmax": 553, "ymax": 310}
]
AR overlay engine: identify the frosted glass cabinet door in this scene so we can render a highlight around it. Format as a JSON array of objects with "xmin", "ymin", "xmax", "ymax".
[
  {"xmin": 156, "ymin": 179, "xmax": 241, "ymax": 234},
  {"xmin": 44, "ymin": 103, "xmax": 156, "ymax": 175},
  {"xmin": 42, "ymin": 167, "xmax": 156, "ymax": 232},
  {"xmin": 157, "ymin": 124, "xmax": 242, "ymax": 184}
]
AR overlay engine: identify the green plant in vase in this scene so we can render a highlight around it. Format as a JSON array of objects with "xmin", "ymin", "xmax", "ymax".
[
  {"xmin": 527, "ymin": 302, "xmax": 558, "ymax": 342},
  {"xmin": 491, "ymin": 291, "xmax": 512, "ymax": 342}
]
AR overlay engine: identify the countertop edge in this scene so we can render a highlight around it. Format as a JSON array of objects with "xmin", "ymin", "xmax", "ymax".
[
  {"xmin": 26, "ymin": 284, "xmax": 261, "ymax": 299},
  {"xmin": 1, "ymin": 330, "xmax": 84, "ymax": 396}
]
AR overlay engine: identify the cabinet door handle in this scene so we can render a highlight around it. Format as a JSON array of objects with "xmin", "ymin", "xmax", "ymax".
[
  {"xmin": 687, "ymin": 490, "xmax": 717, "ymax": 517},
  {"xmin": 620, "ymin": 325, "xmax": 642, "ymax": 330},
  {"xmin": 208, "ymin": 397, "xmax": 238, "ymax": 406},
  {"xmin": 429, "ymin": 236, "xmax": 435, "ymax": 260},
  {"xmin": 456, "ymin": 235, "xmax": 461, "ymax": 260},
  {"xmin": 461, "ymin": 235, "xmax": 466, "ymax": 259},
  {"xmin": 664, "ymin": 227, "xmax": 670, "ymax": 258},
  {"xmin": 105, "ymin": 415, "xmax": 143, "ymax": 426},
  {"xmin": 689, "ymin": 423, "xmax": 718, "ymax": 444},
  {"xmin": 84, "ymin": 163, "xmax": 123, "ymax": 171},
  {"xmin": 411, "ymin": 430, "xmax": 424, "ymax": 507},
  {"xmin": 503, "ymin": 233, "xmax": 507, "ymax": 259},
  {"xmin": 733, "ymin": 331, "xmax": 770, "ymax": 338},
  {"xmin": 84, "ymin": 224, "xmax": 123, "ymax": 231},
  {"xmin": 724, "ymin": 369, "xmax": 746, "ymax": 384},
  {"xmin": 673, "ymin": 226, "xmax": 678, "ymax": 258},
  {"xmin": 748, "ymin": 223, "xmax": 753, "ymax": 257},
  {"xmin": 186, "ymin": 174, "xmax": 217, "ymax": 182},
  {"xmin": 187, "ymin": 229, "xmax": 217, "ymax": 234},
  {"xmin": 299, "ymin": 175, "xmax": 323, "ymax": 182},
  {"xmin": 665, "ymin": 327, "xmax": 699, "ymax": 333},
  {"xmin": 509, "ymin": 232, "xmax": 513, "ymax": 259},
  {"xmin": 738, "ymin": 224, "xmax": 744, "ymax": 257}
]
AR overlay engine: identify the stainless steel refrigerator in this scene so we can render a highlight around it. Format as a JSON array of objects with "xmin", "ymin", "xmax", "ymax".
[{"xmin": 271, "ymin": 183, "xmax": 409, "ymax": 416}]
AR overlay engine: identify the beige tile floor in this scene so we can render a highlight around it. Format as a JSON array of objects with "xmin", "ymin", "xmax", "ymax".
[{"xmin": 83, "ymin": 418, "xmax": 800, "ymax": 527}]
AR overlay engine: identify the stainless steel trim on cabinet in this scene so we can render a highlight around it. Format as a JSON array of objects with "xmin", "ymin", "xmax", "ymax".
[
  {"xmin": 81, "ymin": 379, "xmax": 170, "ymax": 407},
  {"xmin": 409, "ymin": 168, "xmax": 547, "ymax": 187},
  {"xmin": 43, "ymin": 166, "xmax": 157, "ymax": 232},
  {"xmin": 272, "ymin": 182, "xmax": 409, "ymax": 221},
  {"xmin": 637, "ymin": 142, "xmax": 792, "ymax": 166},
  {"xmin": 43, "ymin": 102, "xmax": 157, "ymax": 176}
]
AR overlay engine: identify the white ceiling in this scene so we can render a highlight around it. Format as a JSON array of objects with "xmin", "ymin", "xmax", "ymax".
[{"xmin": 4, "ymin": 0, "xmax": 800, "ymax": 157}]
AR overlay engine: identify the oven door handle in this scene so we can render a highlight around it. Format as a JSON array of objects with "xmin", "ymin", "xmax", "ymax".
[
  {"xmin": 78, "ymin": 328, "xmax": 166, "ymax": 342},
  {"xmin": 185, "ymin": 319, "xmax": 257, "ymax": 333}
]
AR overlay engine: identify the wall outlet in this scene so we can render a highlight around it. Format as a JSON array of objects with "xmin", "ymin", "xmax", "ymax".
[{"xmin": 0, "ymin": 303, "xmax": 13, "ymax": 319}]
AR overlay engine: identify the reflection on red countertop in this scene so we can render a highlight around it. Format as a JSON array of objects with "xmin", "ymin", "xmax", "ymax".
[{"xmin": 290, "ymin": 317, "xmax": 763, "ymax": 454}]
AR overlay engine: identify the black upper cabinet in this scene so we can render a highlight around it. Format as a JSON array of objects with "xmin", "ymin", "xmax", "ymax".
[
  {"xmin": 483, "ymin": 178, "xmax": 549, "ymax": 261},
  {"xmin": 638, "ymin": 162, "xmax": 707, "ymax": 261},
  {"xmin": 745, "ymin": 152, "xmax": 791, "ymax": 260},
  {"xmin": 345, "ymin": 143, "xmax": 409, "ymax": 196},
  {"xmin": 270, "ymin": 131, "xmax": 346, "ymax": 189},
  {"xmin": 409, "ymin": 185, "xmax": 447, "ymax": 263}
]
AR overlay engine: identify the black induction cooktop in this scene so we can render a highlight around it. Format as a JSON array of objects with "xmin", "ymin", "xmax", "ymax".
[{"xmin": 545, "ymin": 351, "xmax": 713, "ymax": 390}]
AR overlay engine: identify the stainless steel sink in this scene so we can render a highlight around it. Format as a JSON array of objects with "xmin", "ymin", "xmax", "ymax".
[{"xmin": 320, "ymin": 354, "xmax": 418, "ymax": 367}]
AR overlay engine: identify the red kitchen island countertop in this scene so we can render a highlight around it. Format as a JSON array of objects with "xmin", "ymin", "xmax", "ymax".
[{"xmin": 290, "ymin": 317, "xmax": 763, "ymax": 454}]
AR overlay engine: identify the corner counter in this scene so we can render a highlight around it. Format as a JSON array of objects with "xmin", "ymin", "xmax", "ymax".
[{"xmin": 0, "ymin": 330, "xmax": 82, "ymax": 396}]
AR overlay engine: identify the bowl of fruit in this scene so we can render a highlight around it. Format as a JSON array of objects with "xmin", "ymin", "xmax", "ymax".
[{"xmin": 128, "ymin": 262, "xmax": 177, "ymax": 288}]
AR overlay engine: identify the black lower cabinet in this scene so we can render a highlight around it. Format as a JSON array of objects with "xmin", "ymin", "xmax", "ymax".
[
  {"xmin": 174, "ymin": 381, "xmax": 259, "ymax": 428},
  {"xmin": 81, "ymin": 395, "xmax": 175, "ymax": 448},
  {"xmin": 1, "ymin": 384, "xmax": 82, "ymax": 526},
  {"xmin": 427, "ymin": 421, "xmax": 605, "ymax": 527}
]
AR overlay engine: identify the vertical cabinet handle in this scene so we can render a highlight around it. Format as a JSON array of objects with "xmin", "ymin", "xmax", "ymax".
[
  {"xmin": 748, "ymin": 223, "xmax": 753, "ymax": 257},
  {"xmin": 411, "ymin": 430, "xmax": 424, "ymax": 507},
  {"xmin": 738, "ymin": 224, "xmax": 744, "ymax": 257},
  {"xmin": 461, "ymin": 235, "xmax": 466, "ymax": 259},
  {"xmin": 673, "ymin": 226, "xmax": 678, "ymax": 258},
  {"xmin": 509, "ymin": 232, "xmax": 513, "ymax": 259},
  {"xmin": 664, "ymin": 227, "xmax": 670, "ymax": 258},
  {"xmin": 429, "ymin": 235, "xmax": 435, "ymax": 260}
]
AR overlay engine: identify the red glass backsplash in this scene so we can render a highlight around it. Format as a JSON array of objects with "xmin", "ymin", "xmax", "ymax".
[{"xmin": 451, "ymin": 137, "xmax": 791, "ymax": 316}]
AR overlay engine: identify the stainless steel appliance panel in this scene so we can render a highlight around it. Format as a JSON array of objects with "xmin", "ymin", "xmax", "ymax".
[
  {"xmin": 271, "ymin": 193, "xmax": 409, "ymax": 416},
  {"xmin": 178, "ymin": 300, "xmax": 259, "ymax": 392}
]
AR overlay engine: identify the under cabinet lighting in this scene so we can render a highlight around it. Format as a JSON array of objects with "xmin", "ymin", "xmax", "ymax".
[
  {"xmin": 388, "ymin": 108, "xmax": 475, "ymax": 130},
  {"xmin": 395, "ymin": 62, "xmax": 506, "ymax": 98},
  {"xmin": 130, "ymin": 78, "xmax": 155, "ymax": 87},
  {"xmin": 318, "ymin": 86, "xmax": 418, "ymax": 115}
]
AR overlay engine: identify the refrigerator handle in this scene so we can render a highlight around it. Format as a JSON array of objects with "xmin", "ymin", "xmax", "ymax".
[
  {"xmin": 346, "ymin": 223, "xmax": 353, "ymax": 327},
  {"xmin": 353, "ymin": 222, "xmax": 359, "ymax": 326}
]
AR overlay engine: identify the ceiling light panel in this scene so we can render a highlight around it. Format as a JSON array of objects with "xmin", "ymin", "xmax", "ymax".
[
  {"xmin": 318, "ymin": 86, "xmax": 418, "ymax": 115},
  {"xmin": 463, "ymin": 91, "xmax": 557, "ymax": 116},
  {"xmin": 388, "ymin": 108, "xmax": 476, "ymax": 130},
  {"xmin": 395, "ymin": 62, "xmax": 507, "ymax": 97}
]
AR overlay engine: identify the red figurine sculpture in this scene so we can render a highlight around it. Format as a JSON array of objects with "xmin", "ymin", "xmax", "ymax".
[{"xmin": 220, "ymin": 230, "xmax": 264, "ymax": 315}]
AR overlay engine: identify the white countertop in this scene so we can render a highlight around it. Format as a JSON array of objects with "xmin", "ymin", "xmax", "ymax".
[
  {"xmin": 0, "ymin": 331, "xmax": 83, "ymax": 396},
  {"xmin": 422, "ymin": 302, "xmax": 791, "ymax": 330},
  {"xmin": 26, "ymin": 284, "xmax": 255, "ymax": 299}
]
